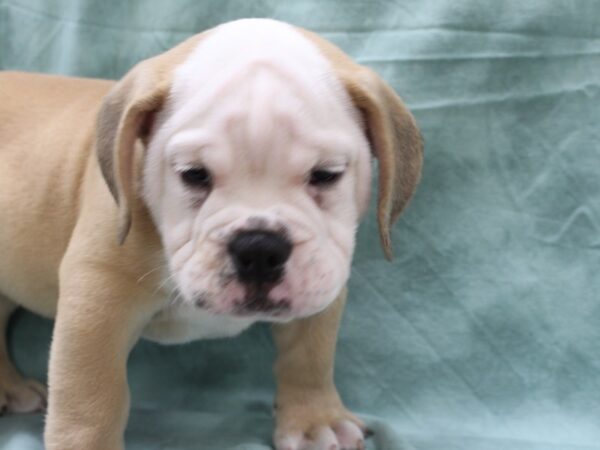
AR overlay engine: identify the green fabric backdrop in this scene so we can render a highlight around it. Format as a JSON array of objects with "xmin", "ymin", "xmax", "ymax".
[{"xmin": 1, "ymin": 1, "xmax": 599, "ymax": 449}]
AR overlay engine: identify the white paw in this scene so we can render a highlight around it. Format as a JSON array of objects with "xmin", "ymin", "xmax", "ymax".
[
  {"xmin": 0, "ymin": 375, "xmax": 47, "ymax": 414},
  {"xmin": 276, "ymin": 418, "xmax": 367, "ymax": 450}
]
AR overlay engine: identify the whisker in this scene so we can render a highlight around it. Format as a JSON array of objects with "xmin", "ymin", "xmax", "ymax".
[
  {"xmin": 137, "ymin": 263, "xmax": 169, "ymax": 283},
  {"xmin": 152, "ymin": 272, "xmax": 177, "ymax": 296},
  {"xmin": 170, "ymin": 291, "xmax": 184, "ymax": 307}
]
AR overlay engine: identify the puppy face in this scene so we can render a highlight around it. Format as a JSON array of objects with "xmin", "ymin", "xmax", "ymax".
[
  {"xmin": 141, "ymin": 21, "xmax": 371, "ymax": 321},
  {"xmin": 97, "ymin": 19, "xmax": 423, "ymax": 323}
]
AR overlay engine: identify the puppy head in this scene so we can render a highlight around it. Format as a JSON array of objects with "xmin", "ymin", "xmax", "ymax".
[{"xmin": 96, "ymin": 19, "xmax": 422, "ymax": 321}]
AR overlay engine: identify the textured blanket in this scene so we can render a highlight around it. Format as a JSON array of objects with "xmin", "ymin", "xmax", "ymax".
[{"xmin": 1, "ymin": 1, "xmax": 599, "ymax": 449}]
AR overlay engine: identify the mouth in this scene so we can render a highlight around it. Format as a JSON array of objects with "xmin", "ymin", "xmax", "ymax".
[
  {"xmin": 192, "ymin": 282, "xmax": 292, "ymax": 319},
  {"xmin": 232, "ymin": 282, "xmax": 292, "ymax": 317},
  {"xmin": 232, "ymin": 297, "xmax": 291, "ymax": 317}
]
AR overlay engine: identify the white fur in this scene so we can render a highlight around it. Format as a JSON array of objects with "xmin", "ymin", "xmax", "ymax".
[
  {"xmin": 143, "ymin": 300, "xmax": 255, "ymax": 344},
  {"xmin": 141, "ymin": 19, "xmax": 371, "ymax": 342}
]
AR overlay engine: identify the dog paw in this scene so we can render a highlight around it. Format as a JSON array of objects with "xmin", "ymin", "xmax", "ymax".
[
  {"xmin": 0, "ymin": 375, "xmax": 47, "ymax": 414},
  {"xmin": 274, "ymin": 399, "xmax": 369, "ymax": 450}
]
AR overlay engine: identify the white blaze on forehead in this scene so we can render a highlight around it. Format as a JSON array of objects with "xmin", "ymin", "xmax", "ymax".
[
  {"xmin": 171, "ymin": 18, "xmax": 349, "ymax": 112},
  {"xmin": 163, "ymin": 19, "xmax": 361, "ymax": 165}
]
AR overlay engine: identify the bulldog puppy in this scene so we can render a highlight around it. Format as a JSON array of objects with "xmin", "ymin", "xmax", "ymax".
[{"xmin": 0, "ymin": 18, "xmax": 422, "ymax": 450}]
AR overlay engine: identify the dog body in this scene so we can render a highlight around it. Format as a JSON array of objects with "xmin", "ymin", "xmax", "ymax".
[{"xmin": 0, "ymin": 19, "xmax": 422, "ymax": 450}]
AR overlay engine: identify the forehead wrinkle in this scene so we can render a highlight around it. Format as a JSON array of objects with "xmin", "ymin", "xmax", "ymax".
[
  {"xmin": 167, "ymin": 20, "xmax": 337, "ymax": 133},
  {"xmin": 245, "ymin": 66, "xmax": 277, "ymax": 166},
  {"xmin": 239, "ymin": 65, "xmax": 304, "ymax": 173},
  {"xmin": 165, "ymin": 129, "xmax": 212, "ymax": 157},
  {"xmin": 164, "ymin": 67, "xmax": 257, "ymax": 139},
  {"xmin": 166, "ymin": 62, "xmax": 318, "ymax": 176},
  {"xmin": 161, "ymin": 19, "xmax": 364, "ymax": 182}
]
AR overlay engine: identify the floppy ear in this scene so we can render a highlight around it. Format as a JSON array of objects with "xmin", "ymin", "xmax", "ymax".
[
  {"xmin": 96, "ymin": 60, "xmax": 169, "ymax": 245},
  {"xmin": 342, "ymin": 67, "xmax": 423, "ymax": 260},
  {"xmin": 95, "ymin": 33, "xmax": 207, "ymax": 245},
  {"xmin": 297, "ymin": 29, "xmax": 423, "ymax": 260}
]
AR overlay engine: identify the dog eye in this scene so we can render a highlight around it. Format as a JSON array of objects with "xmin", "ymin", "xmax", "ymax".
[
  {"xmin": 180, "ymin": 167, "xmax": 212, "ymax": 188},
  {"xmin": 308, "ymin": 169, "xmax": 343, "ymax": 187}
]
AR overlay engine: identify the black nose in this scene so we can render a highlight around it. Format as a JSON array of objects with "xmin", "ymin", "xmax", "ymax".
[{"xmin": 228, "ymin": 230, "xmax": 292, "ymax": 283}]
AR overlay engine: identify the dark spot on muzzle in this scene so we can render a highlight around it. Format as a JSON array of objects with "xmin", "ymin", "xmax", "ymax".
[{"xmin": 234, "ymin": 282, "xmax": 291, "ymax": 315}]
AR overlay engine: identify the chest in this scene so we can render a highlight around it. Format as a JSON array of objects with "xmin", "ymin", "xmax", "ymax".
[{"xmin": 142, "ymin": 302, "xmax": 256, "ymax": 344}]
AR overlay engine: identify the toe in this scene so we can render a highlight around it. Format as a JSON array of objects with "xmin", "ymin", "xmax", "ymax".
[
  {"xmin": 274, "ymin": 431, "xmax": 302, "ymax": 450},
  {"xmin": 333, "ymin": 420, "xmax": 364, "ymax": 450},
  {"xmin": 312, "ymin": 426, "xmax": 339, "ymax": 450},
  {"xmin": 273, "ymin": 402, "xmax": 366, "ymax": 450}
]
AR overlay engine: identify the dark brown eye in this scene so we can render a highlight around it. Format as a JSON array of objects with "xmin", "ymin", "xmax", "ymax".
[
  {"xmin": 181, "ymin": 167, "xmax": 212, "ymax": 188},
  {"xmin": 308, "ymin": 169, "xmax": 343, "ymax": 187}
]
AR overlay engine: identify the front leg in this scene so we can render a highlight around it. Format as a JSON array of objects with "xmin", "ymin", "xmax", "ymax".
[
  {"xmin": 44, "ymin": 264, "xmax": 160, "ymax": 450},
  {"xmin": 272, "ymin": 288, "xmax": 368, "ymax": 450}
]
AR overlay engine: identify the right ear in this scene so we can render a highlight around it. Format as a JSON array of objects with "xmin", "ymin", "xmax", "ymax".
[
  {"xmin": 96, "ymin": 61, "xmax": 168, "ymax": 245},
  {"xmin": 96, "ymin": 60, "xmax": 169, "ymax": 245},
  {"xmin": 95, "ymin": 32, "xmax": 209, "ymax": 245}
]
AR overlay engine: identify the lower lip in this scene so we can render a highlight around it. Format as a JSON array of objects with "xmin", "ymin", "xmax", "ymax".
[
  {"xmin": 193, "ymin": 300, "xmax": 293, "ymax": 319},
  {"xmin": 233, "ymin": 311, "xmax": 293, "ymax": 323},
  {"xmin": 232, "ymin": 303, "xmax": 292, "ymax": 318}
]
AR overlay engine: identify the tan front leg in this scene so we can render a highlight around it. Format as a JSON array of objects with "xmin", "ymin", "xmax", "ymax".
[
  {"xmin": 44, "ymin": 262, "xmax": 160, "ymax": 450},
  {"xmin": 273, "ymin": 288, "xmax": 367, "ymax": 450}
]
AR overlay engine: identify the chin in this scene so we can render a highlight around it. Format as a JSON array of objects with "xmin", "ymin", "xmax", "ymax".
[{"xmin": 196, "ymin": 291, "xmax": 335, "ymax": 323}]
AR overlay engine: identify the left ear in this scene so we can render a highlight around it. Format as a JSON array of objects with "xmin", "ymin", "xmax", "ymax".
[
  {"xmin": 298, "ymin": 28, "xmax": 424, "ymax": 260},
  {"xmin": 341, "ymin": 66, "xmax": 424, "ymax": 260}
]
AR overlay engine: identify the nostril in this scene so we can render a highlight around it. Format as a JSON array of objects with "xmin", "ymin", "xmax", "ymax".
[
  {"xmin": 239, "ymin": 255, "xmax": 254, "ymax": 270},
  {"xmin": 267, "ymin": 255, "xmax": 280, "ymax": 268}
]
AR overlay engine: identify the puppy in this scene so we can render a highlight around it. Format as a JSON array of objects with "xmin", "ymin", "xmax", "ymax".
[{"xmin": 0, "ymin": 18, "xmax": 422, "ymax": 450}]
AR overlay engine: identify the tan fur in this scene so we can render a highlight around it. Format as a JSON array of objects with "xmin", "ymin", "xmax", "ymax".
[
  {"xmin": 273, "ymin": 289, "xmax": 366, "ymax": 442},
  {"xmin": 0, "ymin": 71, "xmax": 114, "ymax": 316},
  {"xmin": 0, "ymin": 22, "xmax": 421, "ymax": 450}
]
